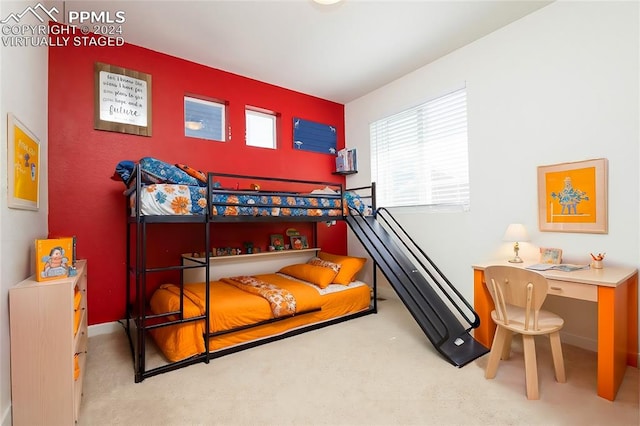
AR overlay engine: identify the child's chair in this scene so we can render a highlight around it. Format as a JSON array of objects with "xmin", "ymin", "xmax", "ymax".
[{"xmin": 483, "ymin": 265, "xmax": 566, "ymax": 399}]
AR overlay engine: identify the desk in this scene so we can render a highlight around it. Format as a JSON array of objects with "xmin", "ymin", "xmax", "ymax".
[{"xmin": 472, "ymin": 261, "xmax": 638, "ymax": 401}]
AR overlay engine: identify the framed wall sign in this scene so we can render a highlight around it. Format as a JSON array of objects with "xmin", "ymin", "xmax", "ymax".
[
  {"xmin": 7, "ymin": 113, "xmax": 40, "ymax": 210},
  {"xmin": 94, "ymin": 62, "xmax": 152, "ymax": 136},
  {"xmin": 537, "ymin": 158, "xmax": 608, "ymax": 233}
]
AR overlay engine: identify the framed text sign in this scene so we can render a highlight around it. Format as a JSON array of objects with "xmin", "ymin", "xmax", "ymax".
[
  {"xmin": 94, "ymin": 62, "xmax": 152, "ymax": 136},
  {"xmin": 7, "ymin": 113, "xmax": 40, "ymax": 210}
]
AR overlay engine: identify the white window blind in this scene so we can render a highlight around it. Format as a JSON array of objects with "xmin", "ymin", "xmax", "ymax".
[{"xmin": 370, "ymin": 87, "xmax": 469, "ymax": 210}]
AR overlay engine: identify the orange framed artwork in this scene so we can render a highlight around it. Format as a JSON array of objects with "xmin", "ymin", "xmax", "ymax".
[{"xmin": 537, "ymin": 158, "xmax": 608, "ymax": 233}]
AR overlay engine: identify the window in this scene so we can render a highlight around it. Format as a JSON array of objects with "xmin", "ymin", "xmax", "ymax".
[
  {"xmin": 246, "ymin": 108, "xmax": 277, "ymax": 149},
  {"xmin": 184, "ymin": 96, "xmax": 226, "ymax": 142},
  {"xmin": 370, "ymin": 87, "xmax": 469, "ymax": 210}
]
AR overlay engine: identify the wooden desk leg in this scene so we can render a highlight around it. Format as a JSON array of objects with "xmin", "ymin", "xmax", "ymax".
[
  {"xmin": 597, "ymin": 274, "xmax": 638, "ymax": 401},
  {"xmin": 473, "ymin": 270, "xmax": 496, "ymax": 349}
]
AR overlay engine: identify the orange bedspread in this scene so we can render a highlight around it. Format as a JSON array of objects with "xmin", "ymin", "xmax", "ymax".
[{"xmin": 149, "ymin": 273, "xmax": 371, "ymax": 362}]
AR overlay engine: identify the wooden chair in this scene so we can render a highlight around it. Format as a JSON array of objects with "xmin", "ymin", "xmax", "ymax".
[{"xmin": 483, "ymin": 265, "xmax": 566, "ymax": 399}]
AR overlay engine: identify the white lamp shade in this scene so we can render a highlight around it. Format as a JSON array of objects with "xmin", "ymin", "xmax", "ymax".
[{"xmin": 503, "ymin": 223, "xmax": 529, "ymax": 242}]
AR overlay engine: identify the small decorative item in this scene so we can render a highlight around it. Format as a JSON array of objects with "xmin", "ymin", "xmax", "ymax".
[
  {"xmin": 270, "ymin": 234, "xmax": 284, "ymax": 250},
  {"xmin": 243, "ymin": 241, "xmax": 254, "ymax": 254},
  {"xmin": 537, "ymin": 158, "xmax": 608, "ymax": 234},
  {"xmin": 35, "ymin": 237, "xmax": 74, "ymax": 282},
  {"xmin": 290, "ymin": 235, "xmax": 309, "ymax": 250},
  {"xmin": 8, "ymin": 113, "xmax": 40, "ymax": 210},
  {"xmin": 540, "ymin": 248, "xmax": 563, "ymax": 264},
  {"xmin": 590, "ymin": 252, "xmax": 605, "ymax": 269}
]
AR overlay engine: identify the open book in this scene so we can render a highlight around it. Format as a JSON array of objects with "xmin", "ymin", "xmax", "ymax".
[{"xmin": 526, "ymin": 263, "xmax": 590, "ymax": 272}]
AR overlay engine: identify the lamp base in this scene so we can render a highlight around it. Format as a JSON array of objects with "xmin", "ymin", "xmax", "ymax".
[{"xmin": 508, "ymin": 256, "xmax": 523, "ymax": 263}]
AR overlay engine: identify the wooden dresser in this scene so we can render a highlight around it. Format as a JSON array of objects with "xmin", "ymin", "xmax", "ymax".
[{"xmin": 9, "ymin": 260, "xmax": 88, "ymax": 425}]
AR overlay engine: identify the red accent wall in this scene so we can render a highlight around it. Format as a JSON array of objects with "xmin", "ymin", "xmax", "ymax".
[{"xmin": 48, "ymin": 34, "xmax": 346, "ymax": 325}]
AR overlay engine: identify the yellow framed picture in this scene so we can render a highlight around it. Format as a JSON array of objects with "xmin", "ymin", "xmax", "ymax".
[
  {"xmin": 7, "ymin": 114, "xmax": 39, "ymax": 210},
  {"xmin": 35, "ymin": 237, "xmax": 74, "ymax": 282},
  {"xmin": 537, "ymin": 158, "xmax": 607, "ymax": 233}
]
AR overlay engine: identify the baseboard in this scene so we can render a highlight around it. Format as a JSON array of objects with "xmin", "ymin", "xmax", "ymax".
[
  {"xmin": 559, "ymin": 330, "xmax": 597, "ymax": 353},
  {"xmin": 88, "ymin": 321, "xmax": 123, "ymax": 337},
  {"xmin": 2, "ymin": 404, "xmax": 11, "ymax": 426}
]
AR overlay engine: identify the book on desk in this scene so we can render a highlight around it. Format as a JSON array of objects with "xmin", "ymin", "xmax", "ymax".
[{"xmin": 526, "ymin": 263, "xmax": 590, "ymax": 272}]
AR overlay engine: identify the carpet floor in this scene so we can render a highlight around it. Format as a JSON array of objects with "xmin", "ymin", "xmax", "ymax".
[{"xmin": 79, "ymin": 288, "xmax": 639, "ymax": 425}]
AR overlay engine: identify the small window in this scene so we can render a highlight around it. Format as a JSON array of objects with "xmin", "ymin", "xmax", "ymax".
[
  {"xmin": 184, "ymin": 96, "xmax": 226, "ymax": 142},
  {"xmin": 246, "ymin": 108, "xmax": 277, "ymax": 149}
]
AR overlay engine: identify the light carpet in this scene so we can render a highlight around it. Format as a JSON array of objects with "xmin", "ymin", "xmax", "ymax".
[{"xmin": 79, "ymin": 289, "xmax": 639, "ymax": 425}]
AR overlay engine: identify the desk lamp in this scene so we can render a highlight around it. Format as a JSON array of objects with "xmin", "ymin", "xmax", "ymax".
[{"xmin": 503, "ymin": 223, "xmax": 529, "ymax": 263}]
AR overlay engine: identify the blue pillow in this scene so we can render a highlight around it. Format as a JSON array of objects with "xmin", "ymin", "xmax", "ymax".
[
  {"xmin": 139, "ymin": 157, "xmax": 199, "ymax": 186},
  {"xmin": 113, "ymin": 160, "xmax": 135, "ymax": 184}
]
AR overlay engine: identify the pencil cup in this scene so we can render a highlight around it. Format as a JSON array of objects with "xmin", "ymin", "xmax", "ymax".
[{"xmin": 592, "ymin": 260, "xmax": 603, "ymax": 269}]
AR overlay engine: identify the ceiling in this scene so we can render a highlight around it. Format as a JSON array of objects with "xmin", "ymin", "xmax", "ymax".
[{"xmin": 67, "ymin": 0, "xmax": 552, "ymax": 104}]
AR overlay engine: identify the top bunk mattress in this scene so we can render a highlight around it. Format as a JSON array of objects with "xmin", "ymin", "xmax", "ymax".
[
  {"xmin": 131, "ymin": 183, "xmax": 346, "ymax": 218},
  {"xmin": 118, "ymin": 157, "xmax": 373, "ymax": 219}
]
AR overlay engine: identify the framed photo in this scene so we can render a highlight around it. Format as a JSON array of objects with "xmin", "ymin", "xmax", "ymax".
[
  {"xmin": 539, "ymin": 247, "xmax": 563, "ymax": 264},
  {"xmin": 94, "ymin": 62, "xmax": 152, "ymax": 136},
  {"xmin": 7, "ymin": 114, "xmax": 39, "ymax": 210},
  {"xmin": 270, "ymin": 234, "xmax": 285, "ymax": 250},
  {"xmin": 537, "ymin": 158, "xmax": 608, "ymax": 233},
  {"xmin": 290, "ymin": 235, "xmax": 309, "ymax": 250}
]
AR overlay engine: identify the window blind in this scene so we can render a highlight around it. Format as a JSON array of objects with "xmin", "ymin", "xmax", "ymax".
[{"xmin": 370, "ymin": 87, "xmax": 469, "ymax": 210}]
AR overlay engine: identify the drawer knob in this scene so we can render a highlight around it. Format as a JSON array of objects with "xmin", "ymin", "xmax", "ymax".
[{"xmin": 550, "ymin": 286, "xmax": 562, "ymax": 291}]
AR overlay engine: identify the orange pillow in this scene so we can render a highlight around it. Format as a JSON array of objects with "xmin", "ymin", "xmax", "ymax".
[
  {"xmin": 318, "ymin": 251, "xmax": 366, "ymax": 285},
  {"xmin": 279, "ymin": 263, "xmax": 338, "ymax": 289},
  {"xmin": 175, "ymin": 163, "xmax": 207, "ymax": 184},
  {"xmin": 307, "ymin": 257, "xmax": 341, "ymax": 274}
]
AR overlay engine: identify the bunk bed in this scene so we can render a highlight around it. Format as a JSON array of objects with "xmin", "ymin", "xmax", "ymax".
[{"xmin": 120, "ymin": 157, "xmax": 376, "ymax": 382}]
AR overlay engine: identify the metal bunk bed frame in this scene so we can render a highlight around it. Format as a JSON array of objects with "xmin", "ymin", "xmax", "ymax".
[{"xmin": 124, "ymin": 167, "xmax": 378, "ymax": 382}]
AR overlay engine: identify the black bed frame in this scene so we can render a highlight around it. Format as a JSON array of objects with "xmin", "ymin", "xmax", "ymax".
[{"xmin": 124, "ymin": 166, "xmax": 377, "ymax": 382}]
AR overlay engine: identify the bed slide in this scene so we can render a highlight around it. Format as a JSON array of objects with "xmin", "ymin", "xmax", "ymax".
[{"xmin": 346, "ymin": 208, "xmax": 489, "ymax": 367}]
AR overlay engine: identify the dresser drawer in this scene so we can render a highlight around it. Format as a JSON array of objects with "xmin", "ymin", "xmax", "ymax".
[{"xmin": 547, "ymin": 279, "xmax": 597, "ymax": 302}]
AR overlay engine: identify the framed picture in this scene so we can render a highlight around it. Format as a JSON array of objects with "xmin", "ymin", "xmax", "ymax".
[
  {"xmin": 293, "ymin": 117, "xmax": 337, "ymax": 155},
  {"xmin": 539, "ymin": 247, "xmax": 563, "ymax": 264},
  {"xmin": 7, "ymin": 114, "xmax": 39, "ymax": 210},
  {"xmin": 270, "ymin": 234, "xmax": 285, "ymax": 250},
  {"xmin": 290, "ymin": 235, "xmax": 309, "ymax": 250},
  {"xmin": 537, "ymin": 158, "xmax": 608, "ymax": 233},
  {"xmin": 94, "ymin": 62, "xmax": 152, "ymax": 136}
]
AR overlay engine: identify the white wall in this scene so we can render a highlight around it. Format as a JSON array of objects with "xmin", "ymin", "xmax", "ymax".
[
  {"xmin": 345, "ymin": 1, "xmax": 639, "ymax": 352},
  {"xmin": 0, "ymin": 1, "xmax": 50, "ymax": 424}
]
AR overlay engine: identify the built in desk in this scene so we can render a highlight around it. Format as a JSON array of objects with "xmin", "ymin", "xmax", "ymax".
[{"xmin": 472, "ymin": 260, "xmax": 638, "ymax": 401}]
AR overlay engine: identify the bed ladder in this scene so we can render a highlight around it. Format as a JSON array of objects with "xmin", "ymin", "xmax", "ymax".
[{"xmin": 346, "ymin": 207, "xmax": 489, "ymax": 367}]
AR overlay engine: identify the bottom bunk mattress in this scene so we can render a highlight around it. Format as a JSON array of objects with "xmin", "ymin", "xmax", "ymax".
[{"xmin": 149, "ymin": 273, "xmax": 372, "ymax": 362}]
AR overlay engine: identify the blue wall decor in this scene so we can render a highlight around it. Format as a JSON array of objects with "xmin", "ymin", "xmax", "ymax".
[{"xmin": 293, "ymin": 117, "xmax": 337, "ymax": 154}]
